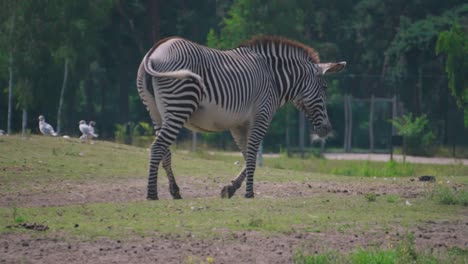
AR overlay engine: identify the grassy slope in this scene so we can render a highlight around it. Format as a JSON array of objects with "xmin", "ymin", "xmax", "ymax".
[{"xmin": 0, "ymin": 135, "xmax": 467, "ymax": 240}]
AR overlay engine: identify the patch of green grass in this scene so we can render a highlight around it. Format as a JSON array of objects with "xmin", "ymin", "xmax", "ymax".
[
  {"xmin": 432, "ymin": 185, "xmax": 468, "ymax": 206},
  {"xmin": 0, "ymin": 193, "xmax": 463, "ymax": 239},
  {"xmin": 364, "ymin": 193, "xmax": 377, "ymax": 202},
  {"xmin": 14, "ymin": 216, "xmax": 25, "ymax": 223},
  {"xmin": 0, "ymin": 136, "xmax": 149, "ymax": 191},
  {"xmin": 1, "ymin": 135, "xmax": 467, "ymax": 250},
  {"xmin": 201, "ymin": 150, "xmax": 466, "ymax": 178},
  {"xmin": 386, "ymin": 195, "xmax": 400, "ymax": 203},
  {"xmin": 261, "ymin": 154, "xmax": 468, "ymax": 178},
  {"xmin": 294, "ymin": 235, "xmax": 467, "ymax": 264}
]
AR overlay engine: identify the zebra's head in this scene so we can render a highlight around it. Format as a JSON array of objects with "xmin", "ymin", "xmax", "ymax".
[{"xmin": 294, "ymin": 61, "xmax": 346, "ymax": 138}]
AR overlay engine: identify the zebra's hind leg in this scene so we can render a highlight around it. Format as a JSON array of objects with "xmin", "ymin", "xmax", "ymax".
[
  {"xmin": 147, "ymin": 120, "xmax": 185, "ymax": 200},
  {"xmin": 162, "ymin": 150, "xmax": 182, "ymax": 199}
]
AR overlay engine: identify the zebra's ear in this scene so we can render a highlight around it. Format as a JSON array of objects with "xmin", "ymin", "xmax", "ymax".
[{"xmin": 316, "ymin": 61, "xmax": 346, "ymax": 75}]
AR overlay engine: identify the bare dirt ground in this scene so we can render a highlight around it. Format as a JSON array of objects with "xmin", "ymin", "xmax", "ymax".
[
  {"xmin": 0, "ymin": 176, "xmax": 439, "ymax": 207},
  {"xmin": 1, "ymin": 177, "xmax": 467, "ymax": 263}
]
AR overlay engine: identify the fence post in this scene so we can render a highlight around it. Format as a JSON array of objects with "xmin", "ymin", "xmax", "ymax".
[
  {"xmin": 369, "ymin": 95, "xmax": 375, "ymax": 153},
  {"xmin": 257, "ymin": 142, "xmax": 263, "ymax": 167},
  {"xmin": 344, "ymin": 94, "xmax": 348, "ymax": 152},
  {"xmin": 22, "ymin": 109, "xmax": 27, "ymax": 137},
  {"xmin": 347, "ymin": 95, "xmax": 353, "ymax": 152},
  {"xmin": 299, "ymin": 111, "xmax": 305, "ymax": 158},
  {"xmin": 390, "ymin": 95, "xmax": 397, "ymax": 161},
  {"xmin": 286, "ymin": 106, "xmax": 291, "ymax": 157}
]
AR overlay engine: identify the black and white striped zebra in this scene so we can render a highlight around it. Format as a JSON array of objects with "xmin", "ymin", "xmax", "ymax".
[{"xmin": 137, "ymin": 36, "xmax": 346, "ymax": 200}]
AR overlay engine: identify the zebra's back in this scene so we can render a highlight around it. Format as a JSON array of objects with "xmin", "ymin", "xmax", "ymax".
[{"xmin": 147, "ymin": 38, "xmax": 278, "ymax": 131}]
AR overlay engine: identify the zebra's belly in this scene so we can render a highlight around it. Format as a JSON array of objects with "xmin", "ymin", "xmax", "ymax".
[{"xmin": 185, "ymin": 102, "xmax": 251, "ymax": 132}]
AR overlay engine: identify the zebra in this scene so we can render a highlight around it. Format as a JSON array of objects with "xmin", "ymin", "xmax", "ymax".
[{"xmin": 136, "ymin": 36, "xmax": 346, "ymax": 200}]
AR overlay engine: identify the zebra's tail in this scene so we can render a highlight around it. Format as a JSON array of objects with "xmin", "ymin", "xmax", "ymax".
[{"xmin": 142, "ymin": 54, "xmax": 206, "ymax": 90}]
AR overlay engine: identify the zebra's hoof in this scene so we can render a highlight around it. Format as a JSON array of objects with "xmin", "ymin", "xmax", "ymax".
[
  {"xmin": 170, "ymin": 184, "xmax": 182, "ymax": 199},
  {"xmin": 244, "ymin": 192, "xmax": 254, "ymax": 199},
  {"xmin": 146, "ymin": 194, "xmax": 159, "ymax": 200},
  {"xmin": 172, "ymin": 192, "xmax": 182, "ymax": 199},
  {"xmin": 221, "ymin": 185, "xmax": 235, "ymax": 198}
]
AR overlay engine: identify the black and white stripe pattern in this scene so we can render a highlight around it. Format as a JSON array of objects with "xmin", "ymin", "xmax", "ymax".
[{"xmin": 137, "ymin": 36, "xmax": 346, "ymax": 200}]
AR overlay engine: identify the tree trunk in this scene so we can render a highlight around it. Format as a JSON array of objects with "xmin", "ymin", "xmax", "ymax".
[
  {"xmin": 149, "ymin": 0, "xmax": 160, "ymax": 44},
  {"xmin": 7, "ymin": 47, "xmax": 14, "ymax": 135},
  {"xmin": 84, "ymin": 74, "xmax": 95, "ymax": 120},
  {"xmin": 56, "ymin": 58, "xmax": 69, "ymax": 135},
  {"xmin": 118, "ymin": 77, "xmax": 129, "ymax": 123},
  {"xmin": 21, "ymin": 108, "xmax": 27, "ymax": 137},
  {"xmin": 7, "ymin": 9, "xmax": 15, "ymax": 135},
  {"xmin": 369, "ymin": 95, "xmax": 374, "ymax": 152}
]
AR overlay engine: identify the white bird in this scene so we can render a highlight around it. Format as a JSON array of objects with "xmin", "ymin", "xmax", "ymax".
[
  {"xmin": 79, "ymin": 120, "xmax": 90, "ymax": 142},
  {"xmin": 79, "ymin": 120, "xmax": 98, "ymax": 142},
  {"xmin": 405, "ymin": 200, "xmax": 412, "ymax": 206},
  {"xmin": 38, "ymin": 115, "xmax": 58, "ymax": 136},
  {"xmin": 0, "ymin": 129, "xmax": 4, "ymax": 136},
  {"xmin": 88, "ymin": 121, "xmax": 98, "ymax": 139}
]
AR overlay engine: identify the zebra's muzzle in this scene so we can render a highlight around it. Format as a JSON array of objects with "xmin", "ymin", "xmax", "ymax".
[{"xmin": 314, "ymin": 123, "xmax": 332, "ymax": 138}]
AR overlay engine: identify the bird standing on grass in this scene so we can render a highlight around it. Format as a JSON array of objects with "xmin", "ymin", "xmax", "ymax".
[
  {"xmin": 88, "ymin": 121, "xmax": 98, "ymax": 139},
  {"xmin": 0, "ymin": 130, "xmax": 4, "ymax": 136},
  {"xmin": 79, "ymin": 120, "xmax": 90, "ymax": 142},
  {"xmin": 38, "ymin": 115, "xmax": 58, "ymax": 136},
  {"xmin": 79, "ymin": 120, "xmax": 98, "ymax": 142}
]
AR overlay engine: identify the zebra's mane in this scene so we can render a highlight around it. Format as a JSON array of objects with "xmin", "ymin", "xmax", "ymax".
[{"xmin": 240, "ymin": 36, "xmax": 320, "ymax": 63}]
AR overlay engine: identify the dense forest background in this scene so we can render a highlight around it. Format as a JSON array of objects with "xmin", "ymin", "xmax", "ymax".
[{"xmin": 0, "ymin": 0, "xmax": 467, "ymax": 154}]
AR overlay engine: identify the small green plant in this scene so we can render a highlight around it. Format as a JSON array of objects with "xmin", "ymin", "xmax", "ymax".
[
  {"xmin": 351, "ymin": 249, "xmax": 397, "ymax": 264},
  {"xmin": 12, "ymin": 206, "xmax": 25, "ymax": 223},
  {"xmin": 294, "ymin": 250, "xmax": 339, "ymax": 264},
  {"xmin": 294, "ymin": 235, "xmax": 451, "ymax": 264},
  {"xmin": 14, "ymin": 216, "xmax": 25, "ymax": 223},
  {"xmin": 386, "ymin": 195, "xmax": 399, "ymax": 203},
  {"xmin": 432, "ymin": 185, "xmax": 468, "ymax": 206},
  {"xmin": 247, "ymin": 217, "xmax": 264, "ymax": 228},
  {"xmin": 390, "ymin": 113, "xmax": 436, "ymax": 157},
  {"xmin": 364, "ymin": 193, "xmax": 377, "ymax": 202}
]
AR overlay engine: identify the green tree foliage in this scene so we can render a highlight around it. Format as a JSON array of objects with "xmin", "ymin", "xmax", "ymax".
[
  {"xmin": 207, "ymin": 0, "xmax": 305, "ymax": 49},
  {"xmin": 386, "ymin": 4, "xmax": 468, "ymax": 82},
  {"xmin": 436, "ymin": 24, "xmax": 468, "ymax": 126},
  {"xmin": 0, "ymin": 0, "xmax": 467, "ymax": 153},
  {"xmin": 390, "ymin": 113, "xmax": 436, "ymax": 156}
]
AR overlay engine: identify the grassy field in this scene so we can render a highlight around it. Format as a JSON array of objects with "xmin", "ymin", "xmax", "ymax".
[{"xmin": 0, "ymin": 135, "xmax": 467, "ymax": 263}]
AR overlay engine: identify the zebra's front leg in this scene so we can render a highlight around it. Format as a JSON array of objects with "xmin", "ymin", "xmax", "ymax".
[
  {"xmin": 221, "ymin": 167, "xmax": 246, "ymax": 198},
  {"xmin": 244, "ymin": 115, "xmax": 271, "ymax": 198},
  {"xmin": 162, "ymin": 150, "xmax": 182, "ymax": 199},
  {"xmin": 244, "ymin": 153, "xmax": 258, "ymax": 199}
]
